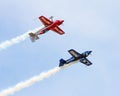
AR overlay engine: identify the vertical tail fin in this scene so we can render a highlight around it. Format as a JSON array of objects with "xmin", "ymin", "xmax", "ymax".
[{"xmin": 59, "ymin": 59, "xmax": 66, "ymax": 67}]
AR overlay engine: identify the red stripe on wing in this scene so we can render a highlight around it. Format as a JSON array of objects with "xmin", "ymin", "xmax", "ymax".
[
  {"xmin": 39, "ymin": 16, "xmax": 53, "ymax": 26},
  {"xmin": 51, "ymin": 26, "xmax": 65, "ymax": 35}
]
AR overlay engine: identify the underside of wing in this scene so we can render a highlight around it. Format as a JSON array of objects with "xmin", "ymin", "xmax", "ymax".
[
  {"xmin": 80, "ymin": 58, "xmax": 92, "ymax": 66},
  {"xmin": 39, "ymin": 16, "xmax": 53, "ymax": 26},
  {"xmin": 51, "ymin": 26, "xmax": 65, "ymax": 35},
  {"xmin": 68, "ymin": 49, "xmax": 80, "ymax": 58}
]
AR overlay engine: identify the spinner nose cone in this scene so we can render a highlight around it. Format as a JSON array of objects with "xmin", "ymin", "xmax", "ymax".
[
  {"xmin": 85, "ymin": 51, "xmax": 92, "ymax": 56},
  {"xmin": 61, "ymin": 20, "xmax": 64, "ymax": 23},
  {"xmin": 88, "ymin": 51, "xmax": 92, "ymax": 55}
]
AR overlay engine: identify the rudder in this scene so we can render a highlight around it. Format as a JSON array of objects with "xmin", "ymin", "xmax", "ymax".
[{"xmin": 59, "ymin": 58, "xmax": 66, "ymax": 67}]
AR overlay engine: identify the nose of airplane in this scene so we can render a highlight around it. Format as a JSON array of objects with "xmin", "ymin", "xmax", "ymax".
[
  {"xmin": 82, "ymin": 51, "xmax": 92, "ymax": 57},
  {"xmin": 61, "ymin": 20, "xmax": 64, "ymax": 23},
  {"xmin": 88, "ymin": 51, "xmax": 92, "ymax": 55},
  {"xmin": 85, "ymin": 51, "xmax": 92, "ymax": 57}
]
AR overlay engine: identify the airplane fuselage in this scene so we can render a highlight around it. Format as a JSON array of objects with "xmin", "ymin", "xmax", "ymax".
[
  {"xmin": 66, "ymin": 55, "xmax": 85, "ymax": 64},
  {"xmin": 59, "ymin": 50, "xmax": 92, "ymax": 67},
  {"xmin": 37, "ymin": 20, "xmax": 64, "ymax": 35},
  {"xmin": 29, "ymin": 16, "xmax": 64, "ymax": 42},
  {"xmin": 43, "ymin": 20, "xmax": 64, "ymax": 31}
]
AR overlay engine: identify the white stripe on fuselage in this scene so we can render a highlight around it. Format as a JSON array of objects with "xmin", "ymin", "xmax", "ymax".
[{"xmin": 60, "ymin": 59, "xmax": 80, "ymax": 69}]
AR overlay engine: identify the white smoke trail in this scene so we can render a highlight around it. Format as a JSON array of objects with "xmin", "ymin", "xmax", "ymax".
[
  {"xmin": 0, "ymin": 26, "xmax": 43, "ymax": 50},
  {"xmin": 0, "ymin": 67, "xmax": 61, "ymax": 96},
  {"xmin": 0, "ymin": 61, "xmax": 78, "ymax": 96}
]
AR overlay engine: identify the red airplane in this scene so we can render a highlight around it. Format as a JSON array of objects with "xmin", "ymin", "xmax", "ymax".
[{"xmin": 29, "ymin": 16, "xmax": 65, "ymax": 42}]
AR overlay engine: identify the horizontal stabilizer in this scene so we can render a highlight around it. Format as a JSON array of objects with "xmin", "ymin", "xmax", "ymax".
[{"xmin": 29, "ymin": 33, "xmax": 39, "ymax": 42}]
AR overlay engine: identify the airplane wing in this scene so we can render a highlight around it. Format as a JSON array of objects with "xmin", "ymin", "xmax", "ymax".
[
  {"xmin": 39, "ymin": 16, "xmax": 53, "ymax": 26},
  {"xmin": 51, "ymin": 26, "xmax": 65, "ymax": 35},
  {"xmin": 80, "ymin": 58, "xmax": 92, "ymax": 66},
  {"xmin": 68, "ymin": 49, "xmax": 80, "ymax": 58}
]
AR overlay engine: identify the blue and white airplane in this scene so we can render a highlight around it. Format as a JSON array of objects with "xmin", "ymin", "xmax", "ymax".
[{"xmin": 59, "ymin": 49, "xmax": 92, "ymax": 67}]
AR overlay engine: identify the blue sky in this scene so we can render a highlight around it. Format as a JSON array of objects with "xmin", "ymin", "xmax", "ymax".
[{"xmin": 0, "ymin": 0, "xmax": 120, "ymax": 96}]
